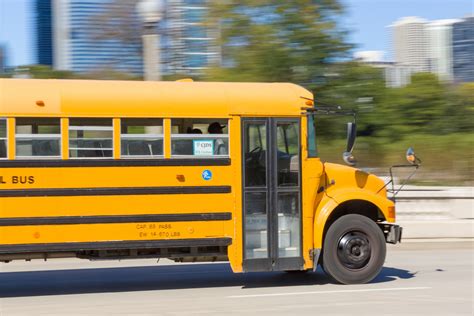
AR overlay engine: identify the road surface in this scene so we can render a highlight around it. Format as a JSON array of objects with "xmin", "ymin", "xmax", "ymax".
[{"xmin": 0, "ymin": 241, "xmax": 472, "ymax": 315}]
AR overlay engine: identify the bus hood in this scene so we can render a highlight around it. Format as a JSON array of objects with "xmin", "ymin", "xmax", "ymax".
[{"xmin": 323, "ymin": 163, "xmax": 387, "ymax": 198}]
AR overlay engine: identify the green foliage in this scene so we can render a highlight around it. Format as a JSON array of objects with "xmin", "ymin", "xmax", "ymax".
[
  {"xmin": 11, "ymin": 65, "xmax": 140, "ymax": 81},
  {"xmin": 21, "ymin": 65, "xmax": 78, "ymax": 79},
  {"xmin": 374, "ymin": 73, "xmax": 474, "ymax": 141},
  {"xmin": 205, "ymin": 0, "xmax": 351, "ymax": 86},
  {"xmin": 315, "ymin": 62, "xmax": 387, "ymax": 138},
  {"xmin": 317, "ymin": 133, "xmax": 474, "ymax": 185},
  {"xmin": 394, "ymin": 73, "xmax": 446, "ymax": 134}
]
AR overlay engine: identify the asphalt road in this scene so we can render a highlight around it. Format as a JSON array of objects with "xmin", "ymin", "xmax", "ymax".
[{"xmin": 0, "ymin": 241, "xmax": 472, "ymax": 315}]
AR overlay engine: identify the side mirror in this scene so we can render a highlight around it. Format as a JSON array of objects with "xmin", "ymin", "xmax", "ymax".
[
  {"xmin": 345, "ymin": 122, "xmax": 356, "ymax": 153},
  {"xmin": 406, "ymin": 147, "xmax": 420, "ymax": 165},
  {"xmin": 342, "ymin": 122, "xmax": 357, "ymax": 166}
]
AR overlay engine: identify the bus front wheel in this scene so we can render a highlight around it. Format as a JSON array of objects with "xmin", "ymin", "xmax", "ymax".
[{"xmin": 322, "ymin": 214, "xmax": 386, "ymax": 284}]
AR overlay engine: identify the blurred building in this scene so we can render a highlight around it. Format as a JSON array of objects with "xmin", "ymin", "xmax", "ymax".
[
  {"xmin": 452, "ymin": 17, "xmax": 474, "ymax": 83},
  {"xmin": 32, "ymin": 0, "xmax": 218, "ymax": 77},
  {"xmin": 354, "ymin": 51, "xmax": 417, "ymax": 88},
  {"xmin": 383, "ymin": 64, "xmax": 418, "ymax": 87},
  {"xmin": 162, "ymin": 0, "xmax": 220, "ymax": 75},
  {"xmin": 427, "ymin": 19, "xmax": 460, "ymax": 82},
  {"xmin": 52, "ymin": 0, "xmax": 143, "ymax": 75},
  {"xmin": 353, "ymin": 51, "xmax": 385, "ymax": 63},
  {"xmin": 0, "ymin": 45, "xmax": 6, "ymax": 73},
  {"xmin": 391, "ymin": 17, "xmax": 430, "ymax": 73},
  {"xmin": 35, "ymin": 0, "xmax": 54, "ymax": 66},
  {"xmin": 389, "ymin": 16, "xmax": 473, "ymax": 85}
]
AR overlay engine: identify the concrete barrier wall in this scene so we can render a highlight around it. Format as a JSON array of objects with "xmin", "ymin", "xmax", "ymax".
[{"xmin": 394, "ymin": 186, "xmax": 474, "ymax": 239}]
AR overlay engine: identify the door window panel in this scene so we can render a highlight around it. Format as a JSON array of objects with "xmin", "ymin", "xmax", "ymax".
[
  {"xmin": 244, "ymin": 123, "xmax": 267, "ymax": 187},
  {"xmin": 244, "ymin": 192, "xmax": 268, "ymax": 259},
  {"xmin": 277, "ymin": 192, "xmax": 301, "ymax": 258},
  {"xmin": 277, "ymin": 122, "xmax": 299, "ymax": 187}
]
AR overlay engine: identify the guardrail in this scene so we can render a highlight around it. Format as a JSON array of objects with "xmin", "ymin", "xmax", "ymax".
[{"xmin": 392, "ymin": 186, "xmax": 474, "ymax": 239}]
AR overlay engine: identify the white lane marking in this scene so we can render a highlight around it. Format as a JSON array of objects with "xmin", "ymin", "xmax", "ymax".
[{"xmin": 228, "ymin": 286, "xmax": 432, "ymax": 298}]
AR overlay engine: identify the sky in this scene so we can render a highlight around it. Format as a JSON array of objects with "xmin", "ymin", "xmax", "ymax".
[
  {"xmin": 0, "ymin": 0, "xmax": 32, "ymax": 66},
  {"xmin": 343, "ymin": 0, "xmax": 473, "ymax": 60},
  {"xmin": 0, "ymin": 0, "xmax": 472, "ymax": 67}
]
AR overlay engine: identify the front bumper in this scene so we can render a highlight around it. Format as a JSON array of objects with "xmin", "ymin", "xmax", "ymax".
[
  {"xmin": 387, "ymin": 225, "xmax": 403, "ymax": 244},
  {"xmin": 378, "ymin": 223, "xmax": 403, "ymax": 244}
]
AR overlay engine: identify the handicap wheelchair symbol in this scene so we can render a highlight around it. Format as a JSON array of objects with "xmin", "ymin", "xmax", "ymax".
[{"xmin": 202, "ymin": 170, "xmax": 213, "ymax": 181}]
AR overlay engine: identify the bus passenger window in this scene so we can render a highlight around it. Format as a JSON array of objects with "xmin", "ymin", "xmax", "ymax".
[
  {"xmin": 121, "ymin": 119, "xmax": 163, "ymax": 158},
  {"xmin": 171, "ymin": 119, "xmax": 229, "ymax": 157},
  {"xmin": 0, "ymin": 119, "xmax": 6, "ymax": 158},
  {"xmin": 15, "ymin": 118, "xmax": 61, "ymax": 159},
  {"xmin": 69, "ymin": 119, "xmax": 113, "ymax": 158}
]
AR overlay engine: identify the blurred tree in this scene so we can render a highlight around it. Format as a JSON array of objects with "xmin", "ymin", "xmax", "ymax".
[
  {"xmin": 79, "ymin": 69, "xmax": 141, "ymax": 81},
  {"xmin": 89, "ymin": 0, "xmax": 142, "ymax": 49},
  {"xmin": 19, "ymin": 65, "xmax": 77, "ymax": 79},
  {"xmin": 9, "ymin": 65, "xmax": 140, "ymax": 81},
  {"xmin": 448, "ymin": 83, "xmax": 474, "ymax": 133},
  {"xmin": 316, "ymin": 62, "xmax": 387, "ymax": 138},
  {"xmin": 373, "ymin": 73, "xmax": 446, "ymax": 139},
  {"xmin": 399, "ymin": 73, "xmax": 446, "ymax": 134},
  {"xmin": 205, "ymin": 0, "xmax": 351, "ymax": 89},
  {"xmin": 86, "ymin": 0, "xmax": 143, "ymax": 74}
]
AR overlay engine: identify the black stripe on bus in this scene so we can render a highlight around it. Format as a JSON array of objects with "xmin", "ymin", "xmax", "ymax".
[
  {"xmin": 0, "ymin": 158, "xmax": 231, "ymax": 168},
  {"xmin": 0, "ymin": 186, "xmax": 232, "ymax": 198},
  {"xmin": 0, "ymin": 238, "xmax": 233, "ymax": 254},
  {"xmin": 0, "ymin": 212, "xmax": 232, "ymax": 227}
]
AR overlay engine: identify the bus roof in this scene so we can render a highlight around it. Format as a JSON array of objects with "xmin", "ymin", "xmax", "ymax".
[{"xmin": 0, "ymin": 79, "xmax": 313, "ymax": 118}]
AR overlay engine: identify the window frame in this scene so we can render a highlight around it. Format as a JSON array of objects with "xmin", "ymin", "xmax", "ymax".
[
  {"xmin": 170, "ymin": 119, "xmax": 230, "ymax": 159},
  {"xmin": 14, "ymin": 118, "xmax": 62, "ymax": 160},
  {"xmin": 120, "ymin": 118, "xmax": 164, "ymax": 159},
  {"xmin": 0, "ymin": 118, "xmax": 7, "ymax": 160},
  {"xmin": 68, "ymin": 119, "xmax": 114, "ymax": 160},
  {"xmin": 307, "ymin": 115, "xmax": 318, "ymax": 158}
]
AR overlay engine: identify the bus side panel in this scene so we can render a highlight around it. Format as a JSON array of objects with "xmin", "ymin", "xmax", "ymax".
[
  {"xmin": 0, "ymin": 165, "xmax": 235, "ymax": 249},
  {"xmin": 300, "ymin": 116, "xmax": 325, "ymax": 270},
  {"xmin": 0, "ymin": 221, "xmax": 227, "ymax": 245},
  {"xmin": 0, "ymin": 165, "xmax": 232, "ymax": 190},
  {"xmin": 225, "ymin": 116, "xmax": 243, "ymax": 273}
]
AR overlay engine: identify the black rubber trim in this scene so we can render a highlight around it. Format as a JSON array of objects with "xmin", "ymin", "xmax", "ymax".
[
  {"xmin": 0, "ymin": 238, "xmax": 233, "ymax": 254},
  {"xmin": 0, "ymin": 158, "xmax": 231, "ymax": 168},
  {"xmin": 0, "ymin": 212, "xmax": 232, "ymax": 227},
  {"xmin": 0, "ymin": 186, "xmax": 231, "ymax": 198}
]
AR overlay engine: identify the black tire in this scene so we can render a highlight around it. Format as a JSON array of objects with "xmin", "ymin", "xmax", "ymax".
[{"xmin": 322, "ymin": 214, "xmax": 386, "ymax": 284}]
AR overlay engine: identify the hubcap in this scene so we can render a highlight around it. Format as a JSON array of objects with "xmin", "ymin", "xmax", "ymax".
[{"xmin": 337, "ymin": 231, "xmax": 371, "ymax": 269}]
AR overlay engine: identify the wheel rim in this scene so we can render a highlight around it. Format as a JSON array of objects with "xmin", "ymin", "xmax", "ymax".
[{"xmin": 337, "ymin": 231, "xmax": 371, "ymax": 270}]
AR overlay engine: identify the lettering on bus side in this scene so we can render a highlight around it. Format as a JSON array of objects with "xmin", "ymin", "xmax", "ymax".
[
  {"xmin": 0, "ymin": 175, "xmax": 35, "ymax": 185},
  {"xmin": 136, "ymin": 223, "xmax": 181, "ymax": 239}
]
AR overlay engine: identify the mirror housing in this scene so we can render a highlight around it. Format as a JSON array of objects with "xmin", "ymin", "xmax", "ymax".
[
  {"xmin": 343, "ymin": 151, "xmax": 357, "ymax": 166},
  {"xmin": 406, "ymin": 147, "xmax": 420, "ymax": 165},
  {"xmin": 342, "ymin": 122, "xmax": 357, "ymax": 166},
  {"xmin": 346, "ymin": 122, "xmax": 356, "ymax": 153}
]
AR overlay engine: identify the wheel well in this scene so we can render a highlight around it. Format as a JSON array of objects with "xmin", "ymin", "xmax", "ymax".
[{"xmin": 323, "ymin": 199, "xmax": 385, "ymax": 244}]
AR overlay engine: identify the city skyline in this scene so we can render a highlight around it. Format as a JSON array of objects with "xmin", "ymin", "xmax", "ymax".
[
  {"xmin": 0, "ymin": 0, "xmax": 472, "ymax": 67},
  {"xmin": 34, "ymin": 0, "xmax": 218, "ymax": 76}
]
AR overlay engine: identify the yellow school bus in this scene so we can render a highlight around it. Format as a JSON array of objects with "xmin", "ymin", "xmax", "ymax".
[{"xmin": 0, "ymin": 78, "xmax": 401, "ymax": 284}]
